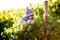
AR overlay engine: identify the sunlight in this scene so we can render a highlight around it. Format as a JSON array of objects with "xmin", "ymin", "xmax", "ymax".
[{"xmin": 0, "ymin": 0, "xmax": 44, "ymax": 11}]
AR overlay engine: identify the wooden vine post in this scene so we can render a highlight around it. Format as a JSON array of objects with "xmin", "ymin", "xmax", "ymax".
[{"xmin": 41, "ymin": 0, "xmax": 49, "ymax": 40}]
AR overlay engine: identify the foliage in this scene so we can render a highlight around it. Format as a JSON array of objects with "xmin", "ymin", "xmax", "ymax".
[{"xmin": 0, "ymin": 0, "xmax": 60, "ymax": 40}]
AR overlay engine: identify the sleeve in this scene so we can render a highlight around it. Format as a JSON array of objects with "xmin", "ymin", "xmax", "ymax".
[
  {"xmin": 31, "ymin": 20, "xmax": 34, "ymax": 24},
  {"xmin": 27, "ymin": 20, "xmax": 31, "ymax": 24}
]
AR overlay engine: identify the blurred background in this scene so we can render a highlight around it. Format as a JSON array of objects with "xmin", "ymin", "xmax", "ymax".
[{"xmin": 0, "ymin": 0, "xmax": 60, "ymax": 40}]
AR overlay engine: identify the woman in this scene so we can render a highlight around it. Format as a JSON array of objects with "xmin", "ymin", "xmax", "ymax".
[{"xmin": 18, "ymin": 7, "xmax": 34, "ymax": 28}]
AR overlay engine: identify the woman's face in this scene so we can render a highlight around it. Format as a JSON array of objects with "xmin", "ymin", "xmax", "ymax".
[{"xmin": 28, "ymin": 15, "xmax": 34, "ymax": 20}]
